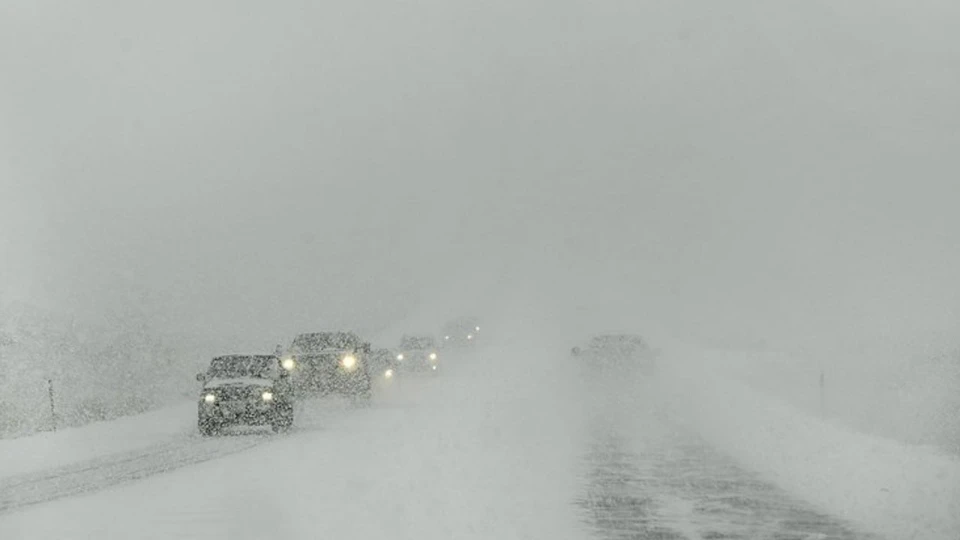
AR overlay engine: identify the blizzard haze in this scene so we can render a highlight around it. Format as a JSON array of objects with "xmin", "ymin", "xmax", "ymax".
[
  {"xmin": 2, "ymin": 0, "xmax": 959, "ymax": 352},
  {"xmin": 2, "ymin": 2, "xmax": 960, "ymax": 537}
]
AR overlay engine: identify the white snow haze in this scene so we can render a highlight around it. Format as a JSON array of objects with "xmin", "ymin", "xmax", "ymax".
[{"xmin": 1, "ymin": 1, "xmax": 959, "ymax": 539}]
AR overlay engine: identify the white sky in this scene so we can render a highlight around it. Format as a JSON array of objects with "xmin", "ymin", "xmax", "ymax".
[{"xmin": 2, "ymin": 0, "xmax": 959, "ymax": 353}]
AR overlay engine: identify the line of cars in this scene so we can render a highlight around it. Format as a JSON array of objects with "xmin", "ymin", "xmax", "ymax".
[{"xmin": 194, "ymin": 319, "xmax": 483, "ymax": 436}]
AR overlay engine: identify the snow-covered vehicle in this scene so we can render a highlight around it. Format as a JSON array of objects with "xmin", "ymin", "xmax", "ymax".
[
  {"xmin": 571, "ymin": 334, "xmax": 658, "ymax": 376},
  {"xmin": 368, "ymin": 348, "xmax": 399, "ymax": 381},
  {"xmin": 440, "ymin": 317, "xmax": 482, "ymax": 348},
  {"xmin": 196, "ymin": 354, "xmax": 294, "ymax": 436},
  {"xmin": 281, "ymin": 332, "xmax": 373, "ymax": 401},
  {"xmin": 394, "ymin": 335, "xmax": 441, "ymax": 374}
]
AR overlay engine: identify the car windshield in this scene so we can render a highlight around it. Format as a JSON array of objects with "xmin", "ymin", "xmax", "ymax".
[
  {"xmin": 207, "ymin": 356, "xmax": 278, "ymax": 379},
  {"xmin": 291, "ymin": 333, "xmax": 358, "ymax": 352},
  {"xmin": 400, "ymin": 336, "xmax": 435, "ymax": 350},
  {"xmin": 591, "ymin": 335, "xmax": 647, "ymax": 351}
]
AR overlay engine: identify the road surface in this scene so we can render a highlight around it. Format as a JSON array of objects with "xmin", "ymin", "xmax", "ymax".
[{"xmin": 0, "ymin": 347, "xmax": 881, "ymax": 539}]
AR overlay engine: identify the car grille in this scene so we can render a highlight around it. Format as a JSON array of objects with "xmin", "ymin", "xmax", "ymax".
[{"xmin": 215, "ymin": 386, "xmax": 258, "ymax": 401}]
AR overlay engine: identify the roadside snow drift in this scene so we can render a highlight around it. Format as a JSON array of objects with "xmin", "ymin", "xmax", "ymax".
[
  {"xmin": 0, "ymin": 401, "xmax": 196, "ymax": 480},
  {"xmin": 660, "ymin": 346, "xmax": 960, "ymax": 540}
]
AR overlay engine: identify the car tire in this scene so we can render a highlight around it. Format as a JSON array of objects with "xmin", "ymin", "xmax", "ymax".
[
  {"xmin": 198, "ymin": 419, "xmax": 217, "ymax": 437},
  {"xmin": 271, "ymin": 404, "xmax": 294, "ymax": 433}
]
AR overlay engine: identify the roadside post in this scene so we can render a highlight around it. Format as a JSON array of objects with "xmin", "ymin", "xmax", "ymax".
[{"xmin": 47, "ymin": 378, "xmax": 58, "ymax": 432}]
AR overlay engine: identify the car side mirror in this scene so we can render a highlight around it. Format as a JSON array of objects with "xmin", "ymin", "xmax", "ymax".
[{"xmin": 196, "ymin": 372, "xmax": 207, "ymax": 383}]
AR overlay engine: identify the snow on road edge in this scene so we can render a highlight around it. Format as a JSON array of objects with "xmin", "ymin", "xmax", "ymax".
[
  {"xmin": 659, "ymin": 346, "xmax": 960, "ymax": 540},
  {"xmin": 0, "ymin": 401, "xmax": 196, "ymax": 480}
]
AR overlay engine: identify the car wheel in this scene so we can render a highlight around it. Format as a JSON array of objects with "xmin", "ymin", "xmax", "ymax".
[
  {"xmin": 198, "ymin": 419, "xmax": 217, "ymax": 437},
  {"xmin": 271, "ymin": 405, "xmax": 293, "ymax": 433}
]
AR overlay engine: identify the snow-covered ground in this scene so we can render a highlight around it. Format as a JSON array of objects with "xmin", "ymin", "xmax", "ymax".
[
  {"xmin": 0, "ymin": 401, "xmax": 196, "ymax": 480},
  {"xmin": 658, "ymin": 344, "xmax": 960, "ymax": 540},
  {"xmin": 0, "ymin": 346, "xmax": 586, "ymax": 540},
  {"xmin": 0, "ymin": 340, "xmax": 954, "ymax": 540}
]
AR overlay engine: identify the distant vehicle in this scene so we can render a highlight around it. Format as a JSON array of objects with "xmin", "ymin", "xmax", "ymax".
[
  {"xmin": 440, "ymin": 317, "xmax": 482, "ymax": 348},
  {"xmin": 196, "ymin": 354, "xmax": 294, "ymax": 436},
  {"xmin": 368, "ymin": 348, "xmax": 399, "ymax": 381},
  {"xmin": 395, "ymin": 335, "xmax": 441, "ymax": 373},
  {"xmin": 280, "ymin": 332, "xmax": 373, "ymax": 401},
  {"xmin": 571, "ymin": 334, "xmax": 658, "ymax": 376}
]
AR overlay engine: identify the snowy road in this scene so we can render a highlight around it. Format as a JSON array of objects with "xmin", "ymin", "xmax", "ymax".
[
  {"xmin": 0, "ymin": 346, "xmax": 891, "ymax": 539},
  {"xmin": 578, "ymin": 430, "xmax": 874, "ymax": 540},
  {"xmin": 0, "ymin": 436, "xmax": 264, "ymax": 514},
  {"xmin": 575, "ymin": 371, "xmax": 876, "ymax": 540}
]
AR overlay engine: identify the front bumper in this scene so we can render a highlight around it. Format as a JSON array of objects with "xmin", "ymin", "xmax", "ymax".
[
  {"xmin": 293, "ymin": 368, "xmax": 371, "ymax": 395},
  {"xmin": 198, "ymin": 400, "xmax": 281, "ymax": 426}
]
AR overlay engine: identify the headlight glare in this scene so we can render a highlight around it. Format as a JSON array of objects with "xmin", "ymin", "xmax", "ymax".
[
  {"xmin": 384, "ymin": 369, "xmax": 394, "ymax": 379},
  {"xmin": 203, "ymin": 393, "xmax": 216, "ymax": 404},
  {"xmin": 341, "ymin": 355, "xmax": 357, "ymax": 370},
  {"xmin": 261, "ymin": 391, "xmax": 274, "ymax": 401},
  {"xmin": 281, "ymin": 358, "xmax": 296, "ymax": 371},
  {"xmin": 429, "ymin": 352, "xmax": 438, "ymax": 361},
  {"xmin": 396, "ymin": 354, "xmax": 404, "ymax": 361}
]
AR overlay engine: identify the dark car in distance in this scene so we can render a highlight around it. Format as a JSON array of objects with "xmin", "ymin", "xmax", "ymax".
[
  {"xmin": 571, "ymin": 334, "xmax": 658, "ymax": 377},
  {"xmin": 281, "ymin": 332, "xmax": 373, "ymax": 401},
  {"xmin": 440, "ymin": 317, "xmax": 482, "ymax": 348},
  {"xmin": 395, "ymin": 335, "xmax": 441, "ymax": 374}
]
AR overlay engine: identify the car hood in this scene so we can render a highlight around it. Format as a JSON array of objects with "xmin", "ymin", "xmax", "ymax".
[{"xmin": 203, "ymin": 377, "xmax": 273, "ymax": 389}]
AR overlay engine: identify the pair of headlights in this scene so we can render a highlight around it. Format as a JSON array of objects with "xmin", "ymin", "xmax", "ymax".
[
  {"xmin": 395, "ymin": 353, "xmax": 438, "ymax": 361},
  {"xmin": 203, "ymin": 391, "xmax": 273, "ymax": 404},
  {"xmin": 281, "ymin": 355, "xmax": 358, "ymax": 371}
]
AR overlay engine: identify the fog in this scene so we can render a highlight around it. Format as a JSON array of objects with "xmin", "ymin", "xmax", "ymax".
[{"xmin": 2, "ymin": 1, "xmax": 959, "ymax": 435}]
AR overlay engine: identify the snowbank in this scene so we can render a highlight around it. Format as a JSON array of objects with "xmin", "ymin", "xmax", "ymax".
[
  {"xmin": 0, "ymin": 401, "xmax": 195, "ymax": 480},
  {"xmin": 660, "ymin": 347, "xmax": 960, "ymax": 540},
  {"xmin": 682, "ymin": 345, "xmax": 960, "ymax": 454},
  {"xmin": 0, "ymin": 345, "xmax": 587, "ymax": 540}
]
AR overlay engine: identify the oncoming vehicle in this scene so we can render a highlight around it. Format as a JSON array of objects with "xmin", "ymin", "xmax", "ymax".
[
  {"xmin": 440, "ymin": 317, "xmax": 482, "ymax": 348},
  {"xmin": 395, "ymin": 334, "xmax": 441, "ymax": 374},
  {"xmin": 196, "ymin": 354, "xmax": 294, "ymax": 436},
  {"xmin": 281, "ymin": 332, "xmax": 373, "ymax": 401},
  {"xmin": 571, "ymin": 334, "xmax": 658, "ymax": 377}
]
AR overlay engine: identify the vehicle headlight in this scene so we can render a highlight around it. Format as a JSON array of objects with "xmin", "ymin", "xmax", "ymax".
[
  {"xmin": 203, "ymin": 393, "xmax": 216, "ymax": 404},
  {"xmin": 431, "ymin": 365, "xmax": 437, "ymax": 370},
  {"xmin": 444, "ymin": 335, "xmax": 450, "ymax": 340},
  {"xmin": 467, "ymin": 334, "xmax": 473, "ymax": 340},
  {"xmin": 261, "ymin": 391, "xmax": 274, "ymax": 402},
  {"xmin": 341, "ymin": 355, "xmax": 357, "ymax": 370},
  {"xmin": 384, "ymin": 369, "xmax": 394, "ymax": 379},
  {"xmin": 396, "ymin": 354, "xmax": 404, "ymax": 361},
  {"xmin": 429, "ymin": 353, "xmax": 438, "ymax": 361},
  {"xmin": 281, "ymin": 358, "xmax": 296, "ymax": 371},
  {"xmin": 475, "ymin": 326, "xmax": 480, "ymax": 332}
]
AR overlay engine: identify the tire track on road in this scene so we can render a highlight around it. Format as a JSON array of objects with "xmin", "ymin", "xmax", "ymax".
[
  {"xmin": 0, "ymin": 395, "xmax": 403, "ymax": 515},
  {"xmin": 577, "ymin": 429, "xmax": 878, "ymax": 540},
  {"xmin": 0, "ymin": 435, "xmax": 266, "ymax": 514}
]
